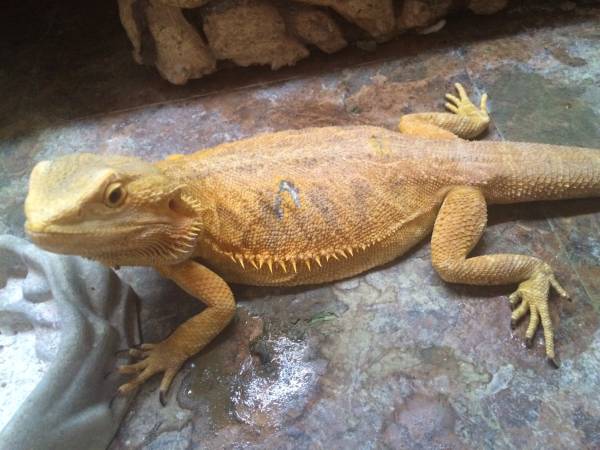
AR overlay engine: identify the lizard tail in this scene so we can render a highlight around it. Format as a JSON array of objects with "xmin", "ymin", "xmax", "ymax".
[{"xmin": 484, "ymin": 141, "xmax": 600, "ymax": 204}]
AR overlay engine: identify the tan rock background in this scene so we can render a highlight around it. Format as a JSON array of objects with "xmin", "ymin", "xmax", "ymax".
[{"xmin": 118, "ymin": 0, "xmax": 509, "ymax": 84}]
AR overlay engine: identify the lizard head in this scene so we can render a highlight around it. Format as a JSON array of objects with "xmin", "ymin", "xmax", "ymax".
[{"xmin": 24, "ymin": 153, "xmax": 202, "ymax": 267}]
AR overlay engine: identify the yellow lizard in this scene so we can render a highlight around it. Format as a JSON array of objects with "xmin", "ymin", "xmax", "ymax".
[{"xmin": 24, "ymin": 84, "xmax": 600, "ymax": 404}]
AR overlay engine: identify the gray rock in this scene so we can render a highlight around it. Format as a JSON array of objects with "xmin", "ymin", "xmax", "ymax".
[{"xmin": 0, "ymin": 235, "xmax": 139, "ymax": 450}]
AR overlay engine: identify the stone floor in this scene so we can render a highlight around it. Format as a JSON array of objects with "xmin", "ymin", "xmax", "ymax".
[{"xmin": 1, "ymin": 1, "xmax": 600, "ymax": 449}]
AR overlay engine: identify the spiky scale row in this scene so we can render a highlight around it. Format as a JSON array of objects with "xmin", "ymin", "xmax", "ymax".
[
  {"xmin": 279, "ymin": 261, "xmax": 287, "ymax": 273},
  {"xmin": 217, "ymin": 240, "xmax": 377, "ymax": 274}
]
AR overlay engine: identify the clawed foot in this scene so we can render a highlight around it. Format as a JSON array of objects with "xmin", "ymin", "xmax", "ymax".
[
  {"xmin": 508, "ymin": 264, "xmax": 569, "ymax": 367},
  {"xmin": 445, "ymin": 83, "xmax": 490, "ymax": 125},
  {"xmin": 118, "ymin": 341, "xmax": 186, "ymax": 405}
]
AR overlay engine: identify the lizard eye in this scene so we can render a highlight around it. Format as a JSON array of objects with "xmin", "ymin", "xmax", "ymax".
[{"xmin": 104, "ymin": 183, "xmax": 126, "ymax": 207}]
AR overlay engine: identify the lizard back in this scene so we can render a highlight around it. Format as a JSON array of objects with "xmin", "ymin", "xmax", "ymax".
[{"xmin": 157, "ymin": 125, "xmax": 600, "ymax": 285}]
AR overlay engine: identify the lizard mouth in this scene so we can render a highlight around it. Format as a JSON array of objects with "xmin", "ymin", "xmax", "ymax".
[
  {"xmin": 25, "ymin": 218, "xmax": 201, "ymax": 265},
  {"xmin": 25, "ymin": 222, "xmax": 149, "ymax": 255}
]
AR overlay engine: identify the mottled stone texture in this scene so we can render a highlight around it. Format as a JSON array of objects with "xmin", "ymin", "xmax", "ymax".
[
  {"xmin": 149, "ymin": 0, "xmax": 217, "ymax": 84},
  {"xmin": 397, "ymin": 0, "xmax": 453, "ymax": 31},
  {"xmin": 1, "ymin": 0, "xmax": 600, "ymax": 449},
  {"xmin": 283, "ymin": 5, "xmax": 348, "ymax": 54},
  {"xmin": 202, "ymin": 0, "xmax": 309, "ymax": 70},
  {"xmin": 118, "ymin": 0, "xmax": 217, "ymax": 84},
  {"xmin": 118, "ymin": 0, "xmax": 512, "ymax": 84},
  {"xmin": 297, "ymin": 0, "xmax": 395, "ymax": 38}
]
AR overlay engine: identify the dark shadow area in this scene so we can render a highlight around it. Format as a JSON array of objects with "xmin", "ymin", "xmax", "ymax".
[{"xmin": 488, "ymin": 198, "xmax": 600, "ymax": 225}]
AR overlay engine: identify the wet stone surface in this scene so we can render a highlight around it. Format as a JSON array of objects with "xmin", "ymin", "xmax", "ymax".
[{"xmin": 1, "ymin": 1, "xmax": 600, "ymax": 449}]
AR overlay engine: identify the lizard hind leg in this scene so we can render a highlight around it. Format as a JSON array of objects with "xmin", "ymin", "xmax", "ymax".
[
  {"xmin": 398, "ymin": 83, "xmax": 490, "ymax": 140},
  {"xmin": 430, "ymin": 186, "xmax": 569, "ymax": 366}
]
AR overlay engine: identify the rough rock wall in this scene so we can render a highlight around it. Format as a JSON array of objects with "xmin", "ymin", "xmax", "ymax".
[{"xmin": 118, "ymin": 0, "xmax": 509, "ymax": 84}]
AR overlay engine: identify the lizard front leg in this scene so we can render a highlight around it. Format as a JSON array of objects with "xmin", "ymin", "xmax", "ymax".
[
  {"xmin": 118, "ymin": 260, "xmax": 236, "ymax": 404},
  {"xmin": 430, "ymin": 187, "xmax": 568, "ymax": 366},
  {"xmin": 398, "ymin": 83, "xmax": 490, "ymax": 140}
]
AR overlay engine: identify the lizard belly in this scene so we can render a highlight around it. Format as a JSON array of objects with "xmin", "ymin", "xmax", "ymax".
[
  {"xmin": 196, "ymin": 206, "xmax": 438, "ymax": 287},
  {"xmin": 181, "ymin": 126, "xmax": 450, "ymax": 286}
]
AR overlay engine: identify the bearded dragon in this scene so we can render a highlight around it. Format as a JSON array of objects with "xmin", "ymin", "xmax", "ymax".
[{"xmin": 24, "ymin": 85, "xmax": 600, "ymax": 404}]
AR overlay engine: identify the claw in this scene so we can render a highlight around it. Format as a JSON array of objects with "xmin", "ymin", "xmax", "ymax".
[
  {"xmin": 159, "ymin": 390, "xmax": 167, "ymax": 407},
  {"xmin": 108, "ymin": 391, "xmax": 120, "ymax": 409},
  {"xmin": 525, "ymin": 336, "xmax": 534, "ymax": 348},
  {"xmin": 548, "ymin": 354, "xmax": 561, "ymax": 369},
  {"xmin": 129, "ymin": 348, "xmax": 147, "ymax": 358},
  {"xmin": 480, "ymin": 93, "xmax": 488, "ymax": 113},
  {"xmin": 549, "ymin": 276, "xmax": 569, "ymax": 300},
  {"xmin": 118, "ymin": 382, "xmax": 137, "ymax": 396}
]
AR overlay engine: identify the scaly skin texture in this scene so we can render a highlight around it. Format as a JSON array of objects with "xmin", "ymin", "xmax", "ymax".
[{"xmin": 24, "ymin": 85, "xmax": 600, "ymax": 402}]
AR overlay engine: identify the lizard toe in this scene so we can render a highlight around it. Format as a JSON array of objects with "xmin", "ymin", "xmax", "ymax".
[
  {"xmin": 118, "ymin": 366, "xmax": 156, "ymax": 395},
  {"xmin": 117, "ymin": 340, "xmax": 186, "ymax": 403},
  {"xmin": 118, "ymin": 359, "xmax": 148, "ymax": 374},
  {"xmin": 128, "ymin": 348, "xmax": 149, "ymax": 359},
  {"xmin": 509, "ymin": 265, "xmax": 566, "ymax": 363},
  {"xmin": 443, "ymin": 83, "xmax": 490, "ymax": 128},
  {"xmin": 157, "ymin": 367, "xmax": 181, "ymax": 406},
  {"xmin": 510, "ymin": 294, "xmax": 529, "ymax": 325}
]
